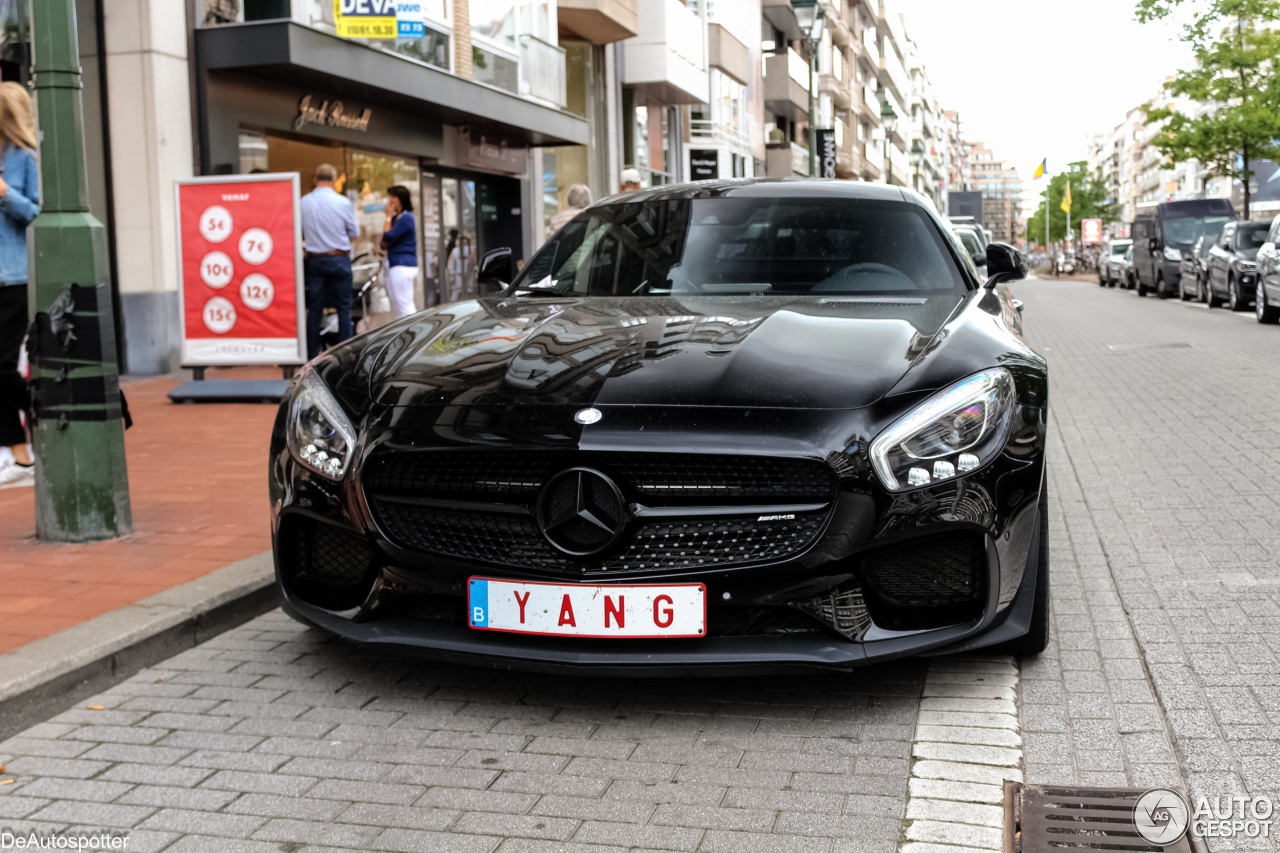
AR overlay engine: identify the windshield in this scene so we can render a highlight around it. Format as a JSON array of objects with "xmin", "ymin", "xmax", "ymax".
[
  {"xmin": 1110, "ymin": 241, "xmax": 1131, "ymax": 256},
  {"xmin": 1235, "ymin": 223, "xmax": 1269, "ymax": 251},
  {"xmin": 512, "ymin": 198, "xmax": 968, "ymax": 297},
  {"xmin": 1164, "ymin": 215, "xmax": 1233, "ymax": 246}
]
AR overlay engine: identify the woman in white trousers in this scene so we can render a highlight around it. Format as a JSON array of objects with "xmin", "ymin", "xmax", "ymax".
[{"xmin": 381, "ymin": 185, "xmax": 419, "ymax": 318}]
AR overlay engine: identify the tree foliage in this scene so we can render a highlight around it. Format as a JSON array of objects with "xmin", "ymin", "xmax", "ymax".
[
  {"xmin": 1136, "ymin": 0, "xmax": 1280, "ymax": 216},
  {"xmin": 1025, "ymin": 163, "xmax": 1117, "ymax": 248}
]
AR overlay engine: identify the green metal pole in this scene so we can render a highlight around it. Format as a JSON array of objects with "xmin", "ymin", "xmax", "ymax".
[{"xmin": 29, "ymin": 0, "xmax": 131, "ymax": 541}]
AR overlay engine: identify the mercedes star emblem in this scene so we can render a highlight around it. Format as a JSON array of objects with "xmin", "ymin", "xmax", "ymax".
[{"xmin": 537, "ymin": 467, "xmax": 627, "ymax": 557}]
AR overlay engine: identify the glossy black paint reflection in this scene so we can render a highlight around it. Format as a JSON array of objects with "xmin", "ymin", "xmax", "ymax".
[{"xmin": 270, "ymin": 181, "xmax": 1050, "ymax": 673}]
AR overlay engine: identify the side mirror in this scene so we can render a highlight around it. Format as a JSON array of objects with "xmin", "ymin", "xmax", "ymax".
[
  {"xmin": 971, "ymin": 251, "xmax": 986, "ymax": 268},
  {"xmin": 1011, "ymin": 299, "xmax": 1024, "ymax": 314},
  {"xmin": 1149, "ymin": 238, "xmax": 1159, "ymax": 251},
  {"xmin": 983, "ymin": 242, "xmax": 1027, "ymax": 288},
  {"xmin": 477, "ymin": 247, "xmax": 514, "ymax": 290}
]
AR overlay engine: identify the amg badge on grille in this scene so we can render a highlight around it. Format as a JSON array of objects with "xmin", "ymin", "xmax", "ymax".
[{"xmin": 574, "ymin": 408, "xmax": 603, "ymax": 425}]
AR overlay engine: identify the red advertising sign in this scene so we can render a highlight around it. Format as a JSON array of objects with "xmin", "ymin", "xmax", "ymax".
[
  {"xmin": 175, "ymin": 174, "xmax": 304, "ymax": 366},
  {"xmin": 1081, "ymin": 218, "xmax": 1104, "ymax": 244}
]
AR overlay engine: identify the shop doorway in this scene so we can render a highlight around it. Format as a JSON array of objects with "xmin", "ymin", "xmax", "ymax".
[
  {"xmin": 239, "ymin": 129, "xmax": 428, "ymax": 323},
  {"xmin": 426, "ymin": 169, "xmax": 523, "ymax": 306}
]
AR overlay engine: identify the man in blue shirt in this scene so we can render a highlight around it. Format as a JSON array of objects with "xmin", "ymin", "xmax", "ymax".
[{"xmin": 300, "ymin": 163, "xmax": 359, "ymax": 359}]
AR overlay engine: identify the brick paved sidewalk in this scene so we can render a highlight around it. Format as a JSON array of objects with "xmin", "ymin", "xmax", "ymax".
[{"xmin": 0, "ymin": 368, "xmax": 280, "ymax": 655}]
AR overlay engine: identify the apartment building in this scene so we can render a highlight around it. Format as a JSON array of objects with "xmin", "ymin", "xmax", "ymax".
[
  {"xmin": 906, "ymin": 42, "xmax": 944, "ymax": 210},
  {"xmin": 968, "ymin": 141, "xmax": 1020, "ymax": 244}
]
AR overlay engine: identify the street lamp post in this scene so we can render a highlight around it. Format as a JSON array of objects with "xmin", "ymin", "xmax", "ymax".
[
  {"xmin": 881, "ymin": 98, "xmax": 898, "ymax": 186},
  {"xmin": 29, "ymin": 0, "xmax": 132, "ymax": 541},
  {"xmin": 910, "ymin": 139, "xmax": 925, "ymax": 196},
  {"xmin": 795, "ymin": 2, "xmax": 825, "ymax": 177}
]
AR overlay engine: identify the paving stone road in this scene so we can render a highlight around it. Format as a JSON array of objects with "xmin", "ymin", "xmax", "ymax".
[
  {"xmin": 1, "ymin": 276, "xmax": 1278, "ymax": 852},
  {"xmin": 1023, "ymin": 277, "xmax": 1280, "ymax": 853}
]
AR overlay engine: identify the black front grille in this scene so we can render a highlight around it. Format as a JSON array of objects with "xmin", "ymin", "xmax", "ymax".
[
  {"xmin": 281, "ymin": 516, "xmax": 379, "ymax": 611},
  {"xmin": 859, "ymin": 533, "xmax": 987, "ymax": 631},
  {"xmin": 366, "ymin": 451, "xmax": 836, "ymax": 502},
  {"xmin": 365, "ymin": 450, "xmax": 837, "ymax": 576},
  {"xmin": 375, "ymin": 501, "xmax": 829, "ymax": 575}
]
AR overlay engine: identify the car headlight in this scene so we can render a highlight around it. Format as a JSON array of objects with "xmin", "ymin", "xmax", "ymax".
[
  {"xmin": 869, "ymin": 368, "xmax": 1016, "ymax": 492},
  {"xmin": 1163, "ymin": 246, "xmax": 1182, "ymax": 261},
  {"xmin": 1238, "ymin": 261, "xmax": 1257, "ymax": 272},
  {"xmin": 286, "ymin": 370, "xmax": 357, "ymax": 480}
]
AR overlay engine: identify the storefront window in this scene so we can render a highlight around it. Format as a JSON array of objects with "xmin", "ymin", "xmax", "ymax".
[
  {"xmin": 239, "ymin": 131, "xmax": 269, "ymax": 173},
  {"xmin": 346, "ymin": 148, "xmax": 422, "ymax": 265}
]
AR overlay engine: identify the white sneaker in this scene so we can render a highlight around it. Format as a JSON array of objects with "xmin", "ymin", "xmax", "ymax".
[{"xmin": 0, "ymin": 459, "xmax": 35, "ymax": 489}]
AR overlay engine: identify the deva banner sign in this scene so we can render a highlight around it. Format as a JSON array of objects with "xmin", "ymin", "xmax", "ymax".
[{"xmin": 334, "ymin": 0, "xmax": 396, "ymax": 39}]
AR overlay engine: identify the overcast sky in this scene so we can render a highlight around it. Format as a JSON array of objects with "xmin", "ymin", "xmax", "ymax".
[{"xmin": 894, "ymin": 0, "xmax": 1194, "ymax": 199}]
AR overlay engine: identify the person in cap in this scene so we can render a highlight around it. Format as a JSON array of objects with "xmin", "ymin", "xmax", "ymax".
[{"xmin": 619, "ymin": 168, "xmax": 642, "ymax": 192}]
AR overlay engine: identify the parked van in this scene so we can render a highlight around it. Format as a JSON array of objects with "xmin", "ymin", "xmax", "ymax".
[{"xmin": 1131, "ymin": 199, "xmax": 1237, "ymax": 298}]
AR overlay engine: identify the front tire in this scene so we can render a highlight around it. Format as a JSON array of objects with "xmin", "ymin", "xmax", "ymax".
[
  {"xmin": 1137, "ymin": 276, "xmax": 1149, "ymax": 297},
  {"xmin": 1156, "ymin": 275, "xmax": 1170, "ymax": 299},
  {"xmin": 1258, "ymin": 282, "xmax": 1280, "ymax": 324},
  {"xmin": 1229, "ymin": 276, "xmax": 1245, "ymax": 311},
  {"xmin": 1207, "ymin": 277, "xmax": 1223, "ymax": 308},
  {"xmin": 1006, "ymin": 483, "xmax": 1050, "ymax": 658}
]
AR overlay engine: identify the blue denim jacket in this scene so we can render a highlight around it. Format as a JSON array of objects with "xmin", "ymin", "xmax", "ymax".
[{"xmin": 0, "ymin": 145, "xmax": 39, "ymax": 287}]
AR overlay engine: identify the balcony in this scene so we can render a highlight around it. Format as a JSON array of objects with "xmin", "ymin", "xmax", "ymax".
[
  {"xmin": 818, "ymin": 72, "xmax": 851, "ymax": 112},
  {"xmin": 826, "ymin": 9, "xmax": 852, "ymax": 47},
  {"xmin": 519, "ymin": 34, "xmax": 567, "ymax": 108},
  {"xmin": 690, "ymin": 118, "xmax": 751, "ymax": 152},
  {"xmin": 557, "ymin": 0, "xmax": 639, "ymax": 44},
  {"xmin": 858, "ymin": 83, "xmax": 879, "ymax": 121},
  {"xmin": 878, "ymin": 38, "xmax": 910, "ymax": 100},
  {"xmin": 861, "ymin": 25, "xmax": 879, "ymax": 64},
  {"xmin": 862, "ymin": 141, "xmax": 883, "ymax": 179},
  {"xmin": 880, "ymin": 86, "xmax": 907, "ymax": 146},
  {"xmin": 762, "ymin": 0, "xmax": 804, "ymax": 40},
  {"xmin": 765, "ymin": 140, "xmax": 809, "ymax": 177},
  {"xmin": 887, "ymin": 141, "xmax": 910, "ymax": 184},
  {"xmin": 764, "ymin": 49, "xmax": 810, "ymax": 122},
  {"xmin": 708, "ymin": 22, "xmax": 751, "ymax": 86},
  {"xmin": 620, "ymin": 0, "xmax": 708, "ymax": 104}
]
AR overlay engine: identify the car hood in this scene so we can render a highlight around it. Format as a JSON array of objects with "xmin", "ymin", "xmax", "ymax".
[{"xmin": 365, "ymin": 293, "xmax": 966, "ymax": 411}]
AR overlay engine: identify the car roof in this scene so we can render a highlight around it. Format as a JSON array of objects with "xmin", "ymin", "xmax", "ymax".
[{"xmin": 594, "ymin": 178, "xmax": 915, "ymax": 208}]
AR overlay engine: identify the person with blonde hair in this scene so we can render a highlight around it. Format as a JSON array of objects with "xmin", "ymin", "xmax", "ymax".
[{"xmin": 0, "ymin": 81, "xmax": 39, "ymax": 490}]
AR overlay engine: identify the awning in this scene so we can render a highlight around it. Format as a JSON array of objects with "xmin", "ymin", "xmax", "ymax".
[{"xmin": 195, "ymin": 21, "xmax": 589, "ymax": 148}]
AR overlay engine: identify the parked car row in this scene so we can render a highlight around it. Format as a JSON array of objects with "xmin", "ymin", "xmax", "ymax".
[{"xmin": 1093, "ymin": 198, "xmax": 1280, "ymax": 323}]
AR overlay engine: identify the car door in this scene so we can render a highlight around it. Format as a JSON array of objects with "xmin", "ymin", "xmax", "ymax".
[
  {"xmin": 1209, "ymin": 225, "xmax": 1233, "ymax": 295},
  {"xmin": 1262, "ymin": 217, "xmax": 1280, "ymax": 303},
  {"xmin": 1132, "ymin": 221, "xmax": 1149, "ymax": 286}
]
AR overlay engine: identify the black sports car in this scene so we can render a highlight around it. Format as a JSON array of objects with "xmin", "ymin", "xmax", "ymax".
[{"xmin": 270, "ymin": 180, "xmax": 1050, "ymax": 675}]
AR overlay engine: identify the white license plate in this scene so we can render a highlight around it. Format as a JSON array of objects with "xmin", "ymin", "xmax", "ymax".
[{"xmin": 467, "ymin": 577, "xmax": 706, "ymax": 639}]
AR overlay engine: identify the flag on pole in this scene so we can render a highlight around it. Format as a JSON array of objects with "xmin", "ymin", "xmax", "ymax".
[
  {"xmin": 1032, "ymin": 159, "xmax": 1047, "ymax": 180},
  {"xmin": 1060, "ymin": 182, "xmax": 1072, "ymax": 213}
]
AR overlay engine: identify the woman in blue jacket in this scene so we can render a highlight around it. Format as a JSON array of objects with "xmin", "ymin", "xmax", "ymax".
[
  {"xmin": 381, "ymin": 185, "xmax": 418, "ymax": 318},
  {"xmin": 0, "ymin": 82, "xmax": 40, "ymax": 490}
]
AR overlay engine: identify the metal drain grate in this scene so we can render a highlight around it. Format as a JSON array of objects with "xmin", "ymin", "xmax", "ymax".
[{"xmin": 1004, "ymin": 782, "xmax": 1195, "ymax": 852}]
